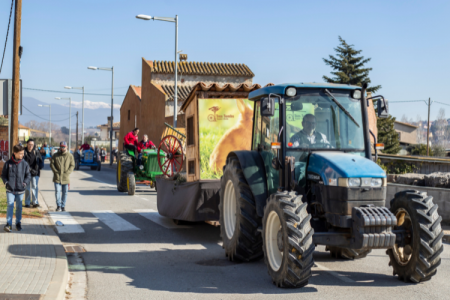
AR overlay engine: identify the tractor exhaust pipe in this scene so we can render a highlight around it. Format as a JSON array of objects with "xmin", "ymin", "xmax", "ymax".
[{"xmin": 361, "ymin": 83, "xmax": 372, "ymax": 160}]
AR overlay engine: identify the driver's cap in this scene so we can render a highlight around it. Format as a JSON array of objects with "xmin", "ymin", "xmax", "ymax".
[{"xmin": 60, "ymin": 141, "xmax": 67, "ymax": 147}]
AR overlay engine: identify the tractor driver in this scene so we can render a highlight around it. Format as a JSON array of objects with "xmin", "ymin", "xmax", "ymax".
[
  {"xmin": 124, "ymin": 128, "xmax": 143, "ymax": 165},
  {"xmin": 290, "ymin": 114, "xmax": 330, "ymax": 148}
]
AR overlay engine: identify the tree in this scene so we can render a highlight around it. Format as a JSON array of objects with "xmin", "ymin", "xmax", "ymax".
[
  {"xmin": 411, "ymin": 144, "xmax": 433, "ymax": 156},
  {"xmin": 431, "ymin": 144, "xmax": 446, "ymax": 157},
  {"xmin": 323, "ymin": 36, "xmax": 381, "ymax": 93},
  {"xmin": 377, "ymin": 115, "xmax": 401, "ymax": 154},
  {"xmin": 61, "ymin": 126, "xmax": 69, "ymax": 135}
]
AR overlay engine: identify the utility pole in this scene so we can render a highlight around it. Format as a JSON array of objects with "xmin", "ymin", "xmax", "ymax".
[
  {"xmin": 9, "ymin": 0, "xmax": 22, "ymax": 156},
  {"xmin": 76, "ymin": 111, "xmax": 79, "ymax": 150},
  {"xmin": 427, "ymin": 98, "xmax": 431, "ymax": 156}
]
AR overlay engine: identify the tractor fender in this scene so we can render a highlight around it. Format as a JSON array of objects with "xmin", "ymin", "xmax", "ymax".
[{"xmin": 226, "ymin": 151, "xmax": 268, "ymax": 218}]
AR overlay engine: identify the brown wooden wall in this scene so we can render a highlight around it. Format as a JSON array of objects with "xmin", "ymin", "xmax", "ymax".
[{"xmin": 185, "ymin": 94, "xmax": 199, "ymax": 182}]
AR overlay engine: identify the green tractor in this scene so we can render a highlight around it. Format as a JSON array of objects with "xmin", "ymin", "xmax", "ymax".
[
  {"xmin": 116, "ymin": 147, "xmax": 165, "ymax": 195},
  {"xmin": 220, "ymin": 83, "xmax": 443, "ymax": 288}
]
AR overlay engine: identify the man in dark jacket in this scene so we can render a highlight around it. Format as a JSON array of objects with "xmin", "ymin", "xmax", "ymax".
[
  {"xmin": 1, "ymin": 144, "xmax": 31, "ymax": 232},
  {"xmin": 24, "ymin": 139, "xmax": 44, "ymax": 208}
]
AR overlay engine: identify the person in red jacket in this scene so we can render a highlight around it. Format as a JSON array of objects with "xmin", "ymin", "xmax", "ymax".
[
  {"xmin": 124, "ymin": 128, "xmax": 139, "ymax": 153},
  {"xmin": 137, "ymin": 135, "xmax": 156, "ymax": 152}
]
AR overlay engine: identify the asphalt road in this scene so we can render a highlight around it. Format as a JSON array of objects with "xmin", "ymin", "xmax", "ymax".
[{"xmin": 38, "ymin": 162, "xmax": 450, "ymax": 300}]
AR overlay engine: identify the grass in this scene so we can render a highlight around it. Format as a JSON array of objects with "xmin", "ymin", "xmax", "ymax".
[
  {"xmin": 199, "ymin": 126, "xmax": 227, "ymax": 180},
  {"xmin": 0, "ymin": 182, "xmax": 43, "ymax": 218}
]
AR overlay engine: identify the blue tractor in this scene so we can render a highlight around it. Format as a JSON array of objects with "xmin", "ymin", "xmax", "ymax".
[
  {"xmin": 74, "ymin": 149, "xmax": 101, "ymax": 171},
  {"xmin": 219, "ymin": 83, "xmax": 443, "ymax": 288},
  {"xmin": 39, "ymin": 145, "xmax": 52, "ymax": 160}
]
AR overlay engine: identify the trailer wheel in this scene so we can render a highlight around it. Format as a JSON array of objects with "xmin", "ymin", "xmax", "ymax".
[
  {"xmin": 326, "ymin": 246, "xmax": 371, "ymax": 260},
  {"xmin": 219, "ymin": 156, "xmax": 263, "ymax": 262},
  {"xmin": 127, "ymin": 172, "xmax": 136, "ymax": 195},
  {"xmin": 387, "ymin": 190, "xmax": 443, "ymax": 283},
  {"xmin": 117, "ymin": 151, "xmax": 133, "ymax": 193},
  {"xmin": 263, "ymin": 191, "xmax": 315, "ymax": 288}
]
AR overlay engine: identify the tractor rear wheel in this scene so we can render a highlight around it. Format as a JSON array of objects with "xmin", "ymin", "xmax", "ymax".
[
  {"xmin": 117, "ymin": 151, "xmax": 133, "ymax": 193},
  {"xmin": 326, "ymin": 246, "xmax": 371, "ymax": 260},
  {"xmin": 127, "ymin": 172, "xmax": 136, "ymax": 195},
  {"xmin": 387, "ymin": 190, "xmax": 443, "ymax": 283},
  {"xmin": 219, "ymin": 156, "xmax": 263, "ymax": 262},
  {"xmin": 263, "ymin": 191, "xmax": 315, "ymax": 288}
]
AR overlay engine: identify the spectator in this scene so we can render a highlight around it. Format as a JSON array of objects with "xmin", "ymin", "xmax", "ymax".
[
  {"xmin": 24, "ymin": 139, "xmax": 44, "ymax": 208},
  {"xmin": 101, "ymin": 148, "xmax": 106, "ymax": 162},
  {"xmin": 50, "ymin": 141, "xmax": 75, "ymax": 212},
  {"xmin": 2, "ymin": 144, "xmax": 31, "ymax": 232}
]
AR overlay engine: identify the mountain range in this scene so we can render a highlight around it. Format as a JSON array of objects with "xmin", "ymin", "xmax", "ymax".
[{"xmin": 20, "ymin": 97, "xmax": 120, "ymax": 128}]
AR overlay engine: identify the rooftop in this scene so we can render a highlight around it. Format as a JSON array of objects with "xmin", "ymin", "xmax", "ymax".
[
  {"xmin": 131, "ymin": 85, "xmax": 141, "ymax": 99},
  {"xmin": 394, "ymin": 120, "xmax": 419, "ymax": 128},
  {"xmin": 149, "ymin": 60, "xmax": 254, "ymax": 77},
  {"xmin": 160, "ymin": 85, "xmax": 194, "ymax": 102},
  {"xmin": 98, "ymin": 122, "xmax": 120, "ymax": 129}
]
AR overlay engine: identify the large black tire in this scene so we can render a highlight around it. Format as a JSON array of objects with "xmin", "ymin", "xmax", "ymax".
[
  {"xmin": 127, "ymin": 172, "xmax": 136, "ymax": 195},
  {"xmin": 387, "ymin": 190, "xmax": 443, "ymax": 283},
  {"xmin": 90, "ymin": 166, "xmax": 96, "ymax": 170},
  {"xmin": 117, "ymin": 151, "xmax": 133, "ymax": 193},
  {"xmin": 326, "ymin": 246, "xmax": 371, "ymax": 260},
  {"xmin": 263, "ymin": 191, "xmax": 315, "ymax": 288},
  {"xmin": 219, "ymin": 156, "xmax": 263, "ymax": 262}
]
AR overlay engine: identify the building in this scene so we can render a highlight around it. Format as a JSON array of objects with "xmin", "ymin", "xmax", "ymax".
[
  {"xmin": 119, "ymin": 58, "xmax": 255, "ymax": 150},
  {"xmin": 97, "ymin": 119, "xmax": 120, "ymax": 140},
  {"xmin": 18, "ymin": 124, "xmax": 30, "ymax": 141},
  {"xmin": 394, "ymin": 120, "xmax": 418, "ymax": 154}
]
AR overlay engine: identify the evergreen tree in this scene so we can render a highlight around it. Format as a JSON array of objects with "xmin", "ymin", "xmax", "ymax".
[
  {"xmin": 323, "ymin": 36, "xmax": 381, "ymax": 93},
  {"xmin": 377, "ymin": 115, "xmax": 401, "ymax": 154}
]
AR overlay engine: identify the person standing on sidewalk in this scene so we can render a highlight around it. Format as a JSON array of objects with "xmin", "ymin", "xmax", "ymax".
[
  {"xmin": 1, "ymin": 144, "xmax": 31, "ymax": 232},
  {"xmin": 24, "ymin": 139, "xmax": 44, "ymax": 208},
  {"xmin": 50, "ymin": 141, "xmax": 75, "ymax": 212}
]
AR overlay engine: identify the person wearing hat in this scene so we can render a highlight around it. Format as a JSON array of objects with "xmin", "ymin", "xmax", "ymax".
[{"xmin": 50, "ymin": 141, "xmax": 75, "ymax": 212}]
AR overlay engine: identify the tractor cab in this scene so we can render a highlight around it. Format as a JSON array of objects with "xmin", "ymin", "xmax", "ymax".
[{"xmin": 219, "ymin": 82, "xmax": 443, "ymax": 288}]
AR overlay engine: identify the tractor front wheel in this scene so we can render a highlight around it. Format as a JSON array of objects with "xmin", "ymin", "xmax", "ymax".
[
  {"xmin": 387, "ymin": 190, "xmax": 443, "ymax": 283},
  {"xmin": 117, "ymin": 151, "xmax": 133, "ymax": 193},
  {"xmin": 263, "ymin": 191, "xmax": 315, "ymax": 288},
  {"xmin": 127, "ymin": 172, "xmax": 136, "ymax": 195},
  {"xmin": 219, "ymin": 156, "xmax": 263, "ymax": 262}
]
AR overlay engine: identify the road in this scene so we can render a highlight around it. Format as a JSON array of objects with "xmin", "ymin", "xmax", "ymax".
[{"xmin": 38, "ymin": 162, "xmax": 450, "ymax": 300}]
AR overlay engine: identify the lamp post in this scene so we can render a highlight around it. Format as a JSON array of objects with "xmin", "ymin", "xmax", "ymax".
[
  {"xmin": 38, "ymin": 104, "xmax": 51, "ymax": 146},
  {"xmin": 136, "ymin": 14, "xmax": 179, "ymax": 128},
  {"xmin": 65, "ymin": 86, "xmax": 85, "ymax": 145},
  {"xmin": 88, "ymin": 66, "xmax": 114, "ymax": 165},
  {"xmin": 55, "ymin": 97, "xmax": 72, "ymax": 151}
]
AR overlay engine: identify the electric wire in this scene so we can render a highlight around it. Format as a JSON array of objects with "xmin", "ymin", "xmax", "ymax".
[
  {"xmin": 23, "ymin": 87, "xmax": 125, "ymax": 97},
  {"xmin": 22, "ymin": 105, "xmax": 76, "ymax": 122},
  {"xmin": 0, "ymin": 0, "xmax": 14, "ymax": 74}
]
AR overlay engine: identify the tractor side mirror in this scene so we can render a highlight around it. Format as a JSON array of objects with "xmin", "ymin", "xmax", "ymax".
[
  {"xmin": 261, "ymin": 97, "xmax": 275, "ymax": 117},
  {"xmin": 377, "ymin": 98, "xmax": 389, "ymax": 118}
]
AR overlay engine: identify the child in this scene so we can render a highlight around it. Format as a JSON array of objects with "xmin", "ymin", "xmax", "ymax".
[{"xmin": 1, "ymin": 144, "xmax": 31, "ymax": 232}]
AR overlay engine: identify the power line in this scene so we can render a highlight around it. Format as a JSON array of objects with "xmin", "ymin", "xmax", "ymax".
[
  {"xmin": 389, "ymin": 100, "xmax": 427, "ymax": 103},
  {"xmin": 0, "ymin": 0, "xmax": 14, "ymax": 74},
  {"xmin": 23, "ymin": 87, "xmax": 125, "ymax": 97},
  {"xmin": 22, "ymin": 105, "xmax": 76, "ymax": 122}
]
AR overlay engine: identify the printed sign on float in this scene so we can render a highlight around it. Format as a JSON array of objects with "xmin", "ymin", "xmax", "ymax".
[{"xmin": 198, "ymin": 99, "xmax": 253, "ymax": 179}]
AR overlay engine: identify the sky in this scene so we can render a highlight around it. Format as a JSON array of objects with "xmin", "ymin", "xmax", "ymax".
[{"xmin": 1, "ymin": 0, "xmax": 450, "ymax": 123}]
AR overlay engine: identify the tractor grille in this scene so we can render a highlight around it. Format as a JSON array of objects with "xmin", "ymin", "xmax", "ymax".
[
  {"xmin": 85, "ymin": 152, "xmax": 93, "ymax": 161},
  {"xmin": 147, "ymin": 155, "xmax": 161, "ymax": 173}
]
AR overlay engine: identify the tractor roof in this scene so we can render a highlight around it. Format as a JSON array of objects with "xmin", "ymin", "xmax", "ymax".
[{"xmin": 248, "ymin": 82, "xmax": 361, "ymax": 100}]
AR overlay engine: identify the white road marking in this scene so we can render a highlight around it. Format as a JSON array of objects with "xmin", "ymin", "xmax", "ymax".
[
  {"xmin": 91, "ymin": 210, "xmax": 140, "ymax": 231},
  {"xmin": 314, "ymin": 263, "xmax": 355, "ymax": 283},
  {"xmin": 48, "ymin": 212, "xmax": 85, "ymax": 234},
  {"xmin": 134, "ymin": 209, "xmax": 192, "ymax": 229},
  {"xmin": 139, "ymin": 197, "xmax": 149, "ymax": 201}
]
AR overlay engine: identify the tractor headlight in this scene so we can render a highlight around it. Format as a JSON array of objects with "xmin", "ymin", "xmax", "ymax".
[
  {"xmin": 139, "ymin": 165, "xmax": 144, "ymax": 170},
  {"xmin": 371, "ymin": 178, "xmax": 383, "ymax": 187},
  {"xmin": 286, "ymin": 87, "xmax": 297, "ymax": 97},
  {"xmin": 348, "ymin": 178, "xmax": 361, "ymax": 187},
  {"xmin": 352, "ymin": 89, "xmax": 362, "ymax": 99}
]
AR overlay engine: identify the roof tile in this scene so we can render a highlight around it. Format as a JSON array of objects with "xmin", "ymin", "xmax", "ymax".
[{"xmin": 149, "ymin": 60, "xmax": 254, "ymax": 77}]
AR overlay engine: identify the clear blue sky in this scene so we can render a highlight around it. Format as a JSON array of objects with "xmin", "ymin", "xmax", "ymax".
[{"xmin": 1, "ymin": 0, "xmax": 449, "ymax": 121}]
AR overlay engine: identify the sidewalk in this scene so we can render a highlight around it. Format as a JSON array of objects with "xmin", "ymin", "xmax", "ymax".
[{"xmin": 0, "ymin": 193, "xmax": 68, "ymax": 300}]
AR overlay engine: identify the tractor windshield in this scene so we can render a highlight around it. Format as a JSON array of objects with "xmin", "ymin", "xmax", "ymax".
[{"xmin": 286, "ymin": 89, "xmax": 365, "ymax": 152}]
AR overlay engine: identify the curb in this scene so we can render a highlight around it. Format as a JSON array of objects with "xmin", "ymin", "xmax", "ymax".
[{"xmin": 39, "ymin": 191, "xmax": 69, "ymax": 300}]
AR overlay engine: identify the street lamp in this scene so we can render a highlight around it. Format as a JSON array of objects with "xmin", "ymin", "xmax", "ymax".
[
  {"xmin": 136, "ymin": 14, "xmax": 179, "ymax": 128},
  {"xmin": 65, "ymin": 86, "xmax": 85, "ymax": 145},
  {"xmin": 55, "ymin": 97, "xmax": 72, "ymax": 151},
  {"xmin": 38, "ymin": 104, "xmax": 51, "ymax": 146},
  {"xmin": 88, "ymin": 66, "xmax": 114, "ymax": 165}
]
